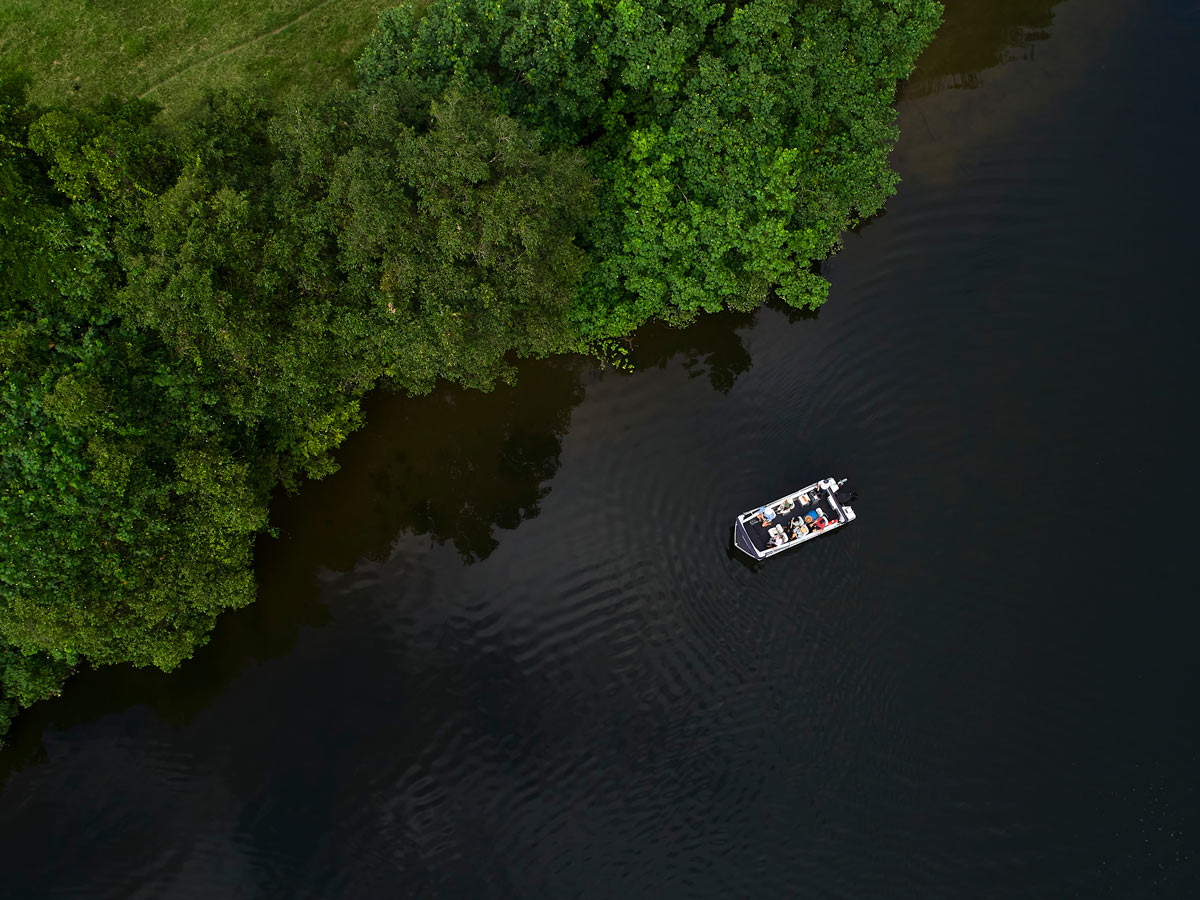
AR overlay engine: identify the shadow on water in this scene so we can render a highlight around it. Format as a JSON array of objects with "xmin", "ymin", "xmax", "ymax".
[
  {"xmin": 628, "ymin": 308, "xmax": 757, "ymax": 394},
  {"xmin": 273, "ymin": 355, "xmax": 589, "ymax": 570},
  {"xmin": 725, "ymin": 530, "xmax": 761, "ymax": 573},
  {"xmin": 903, "ymin": 0, "xmax": 1069, "ymax": 97}
]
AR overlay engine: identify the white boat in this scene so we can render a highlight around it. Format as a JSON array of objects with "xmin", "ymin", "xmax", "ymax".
[{"xmin": 733, "ymin": 477, "xmax": 855, "ymax": 560}]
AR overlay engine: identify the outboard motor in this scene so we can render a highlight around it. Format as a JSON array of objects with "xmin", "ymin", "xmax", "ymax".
[{"xmin": 836, "ymin": 479, "xmax": 858, "ymax": 504}]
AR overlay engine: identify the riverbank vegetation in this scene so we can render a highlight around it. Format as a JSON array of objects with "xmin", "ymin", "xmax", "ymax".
[{"xmin": 0, "ymin": 0, "xmax": 940, "ymax": 736}]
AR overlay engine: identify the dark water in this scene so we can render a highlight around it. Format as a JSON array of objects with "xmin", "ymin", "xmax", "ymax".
[{"xmin": 3, "ymin": 1, "xmax": 1199, "ymax": 896}]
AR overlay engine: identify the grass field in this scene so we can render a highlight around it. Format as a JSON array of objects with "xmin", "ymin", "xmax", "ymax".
[{"xmin": 0, "ymin": 0, "xmax": 397, "ymax": 117}]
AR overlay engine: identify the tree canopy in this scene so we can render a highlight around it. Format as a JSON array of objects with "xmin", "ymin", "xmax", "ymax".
[
  {"xmin": 0, "ymin": 0, "xmax": 940, "ymax": 736},
  {"xmin": 359, "ymin": 0, "xmax": 940, "ymax": 332}
]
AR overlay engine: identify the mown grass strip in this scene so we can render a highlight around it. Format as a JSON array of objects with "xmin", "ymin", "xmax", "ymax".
[
  {"xmin": 0, "ymin": 0, "xmax": 395, "ymax": 116},
  {"xmin": 137, "ymin": 0, "xmax": 339, "ymax": 100}
]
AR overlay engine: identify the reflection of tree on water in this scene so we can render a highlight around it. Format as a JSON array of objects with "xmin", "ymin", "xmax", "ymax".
[
  {"xmin": 293, "ymin": 307, "xmax": 766, "ymax": 569},
  {"xmin": 406, "ymin": 387, "xmax": 581, "ymax": 563},
  {"xmin": 630, "ymin": 309, "xmax": 757, "ymax": 395},
  {"xmin": 904, "ymin": 0, "xmax": 1068, "ymax": 96},
  {"xmin": 302, "ymin": 309, "xmax": 764, "ymax": 565},
  {"xmin": 275, "ymin": 356, "xmax": 588, "ymax": 569}
]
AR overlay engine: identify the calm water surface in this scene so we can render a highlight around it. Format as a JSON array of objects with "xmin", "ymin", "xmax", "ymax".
[{"xmin": 3, "ymin": 1, "xmax": 1199, "ymax": 896}]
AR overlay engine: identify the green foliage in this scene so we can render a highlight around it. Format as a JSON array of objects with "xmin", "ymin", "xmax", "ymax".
[
  {"xmin": 267, "ymin": 83, "xmax": 595, "ymax": 393},
  {"xmin": 361, "ymin": 0, "xmax": 941, "ymax": 334},
  {"xmin": 2, "ymin": 80, "xmax": 267, "ymax": 688},
  {"xmin": 0, "ymin": 1, "xmax": 939, "ymax": 737},
  {"xmin": 0, "ymin": 645, "xmax": 74, "ymax": 735}
]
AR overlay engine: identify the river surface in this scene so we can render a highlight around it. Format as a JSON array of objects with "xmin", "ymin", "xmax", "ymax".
[{"xmin": 3, "ymin": 1, "xmax": 1198, "ymax": 896}]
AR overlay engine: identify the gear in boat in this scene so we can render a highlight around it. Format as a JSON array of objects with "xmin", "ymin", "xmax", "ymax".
[{"xmin": 733, "ymin": 477, "xmax": 855, "ymax": 560}]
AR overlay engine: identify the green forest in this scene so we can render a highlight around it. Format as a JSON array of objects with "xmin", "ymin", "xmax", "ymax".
[{"xmin": 0, "ymin": 0, "xmax": 940, "ymax": 736}]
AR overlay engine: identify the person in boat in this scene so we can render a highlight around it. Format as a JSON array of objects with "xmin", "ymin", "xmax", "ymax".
[
  {"xmin": 769, "ymin": 531, "xmax": 787, "ymax": 548},
  {"xmin": 790, "ymin": 517, "xmax": 806, "ymax": 539},
  {"xmin": 755, "ymin": 505, "xmax": 776, "ymax": 526}
]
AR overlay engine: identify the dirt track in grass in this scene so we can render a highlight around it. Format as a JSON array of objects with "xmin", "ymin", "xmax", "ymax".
[{"xmin": 137, "ymin": 0, "xmax": 338, "ymax": 99}]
